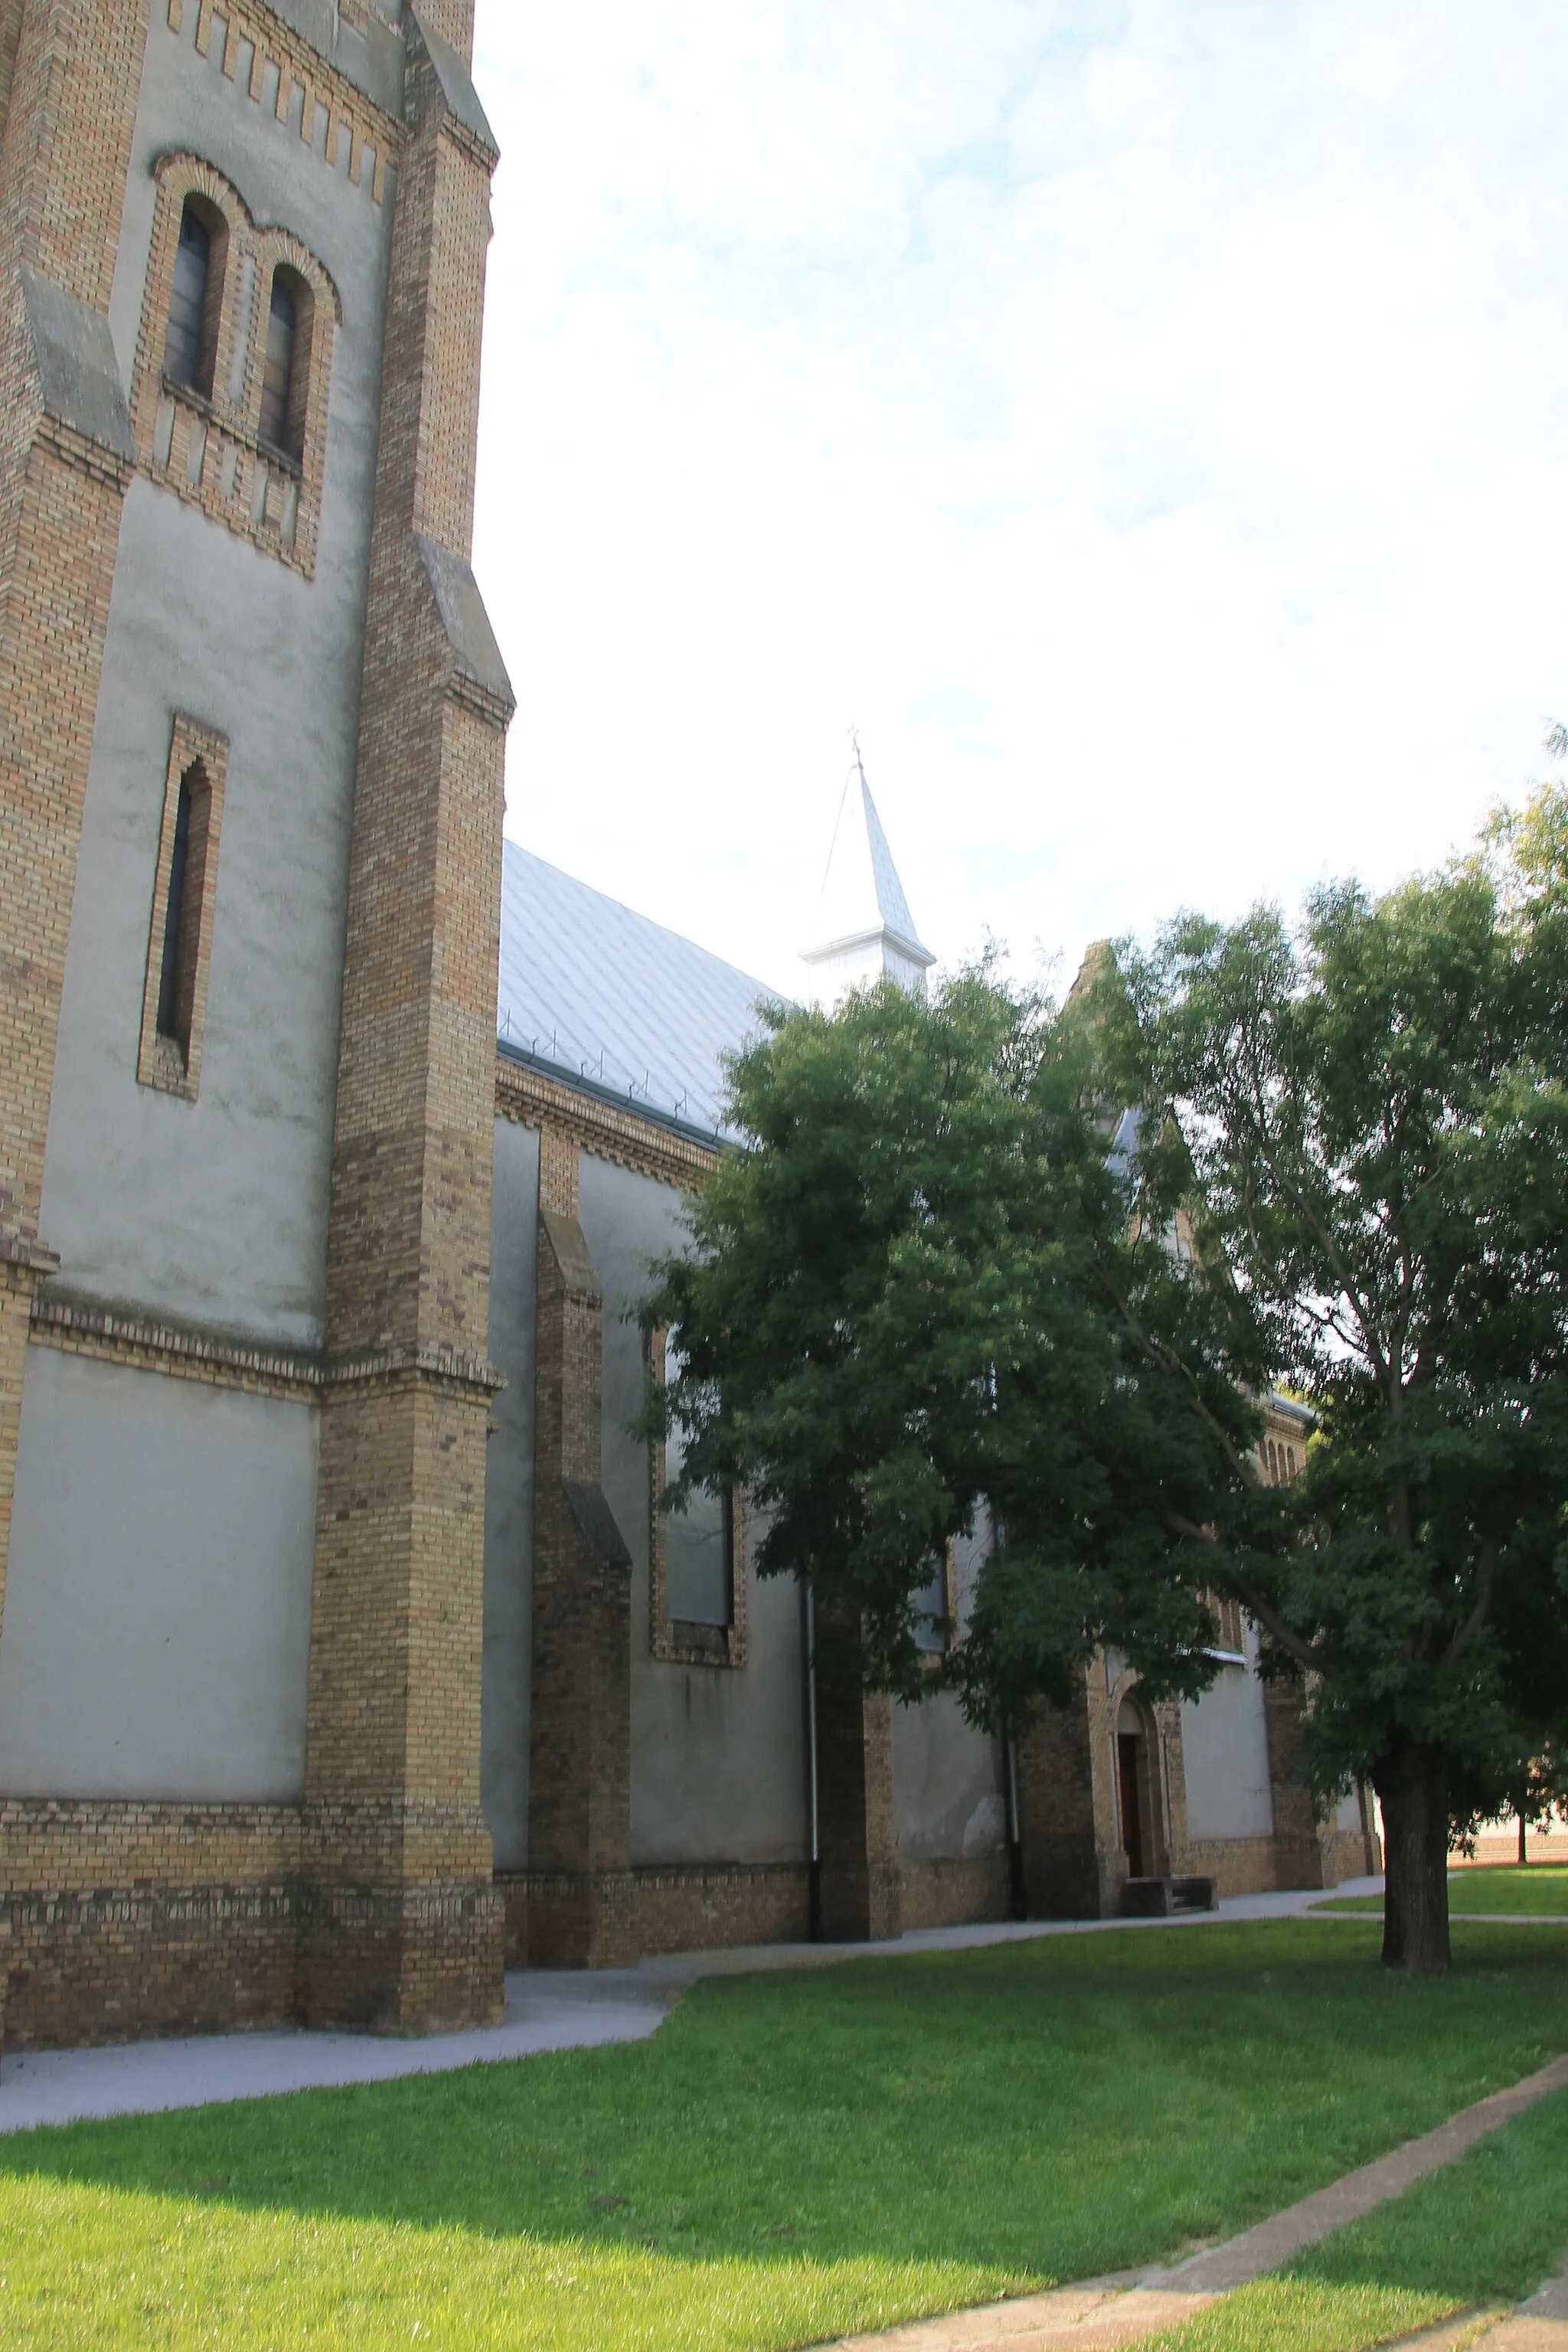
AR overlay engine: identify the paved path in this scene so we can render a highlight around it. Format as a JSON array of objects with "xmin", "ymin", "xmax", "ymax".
[
  {"xmin": 8, "ymin": 1873, "xmax": 1555, "ymax": 2135},
  {"xmin": 822, "ymin": 2061, "xmax": 1568, "ymax": 2352},
  {"xmin": 1450, "ymin": 2262, "xmax": 1568, "ymax": 2352},
  {"xmin": 0, "ymin": 1878, "xmax": 1383, "ymax": 2135},
  {"xmin": 1313, "ymin": 1913, "xmax": 1568, "ymax": 1928}
]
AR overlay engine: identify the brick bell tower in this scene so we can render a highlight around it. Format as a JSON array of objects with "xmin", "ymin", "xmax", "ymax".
[{"xmin": 298, "ymin": 1, "xmax": 515, "ymax": 2034}]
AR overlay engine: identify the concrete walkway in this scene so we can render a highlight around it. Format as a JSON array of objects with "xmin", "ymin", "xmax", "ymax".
[
  {"xmin": 1314, "ymin": 1913, "xmax": 1568, "ymax": 1928},
  {"xmin": 0, "ymin": 1877, "xmax": 1383, "ymax": 2135},
  {"xmin": 822, "ymin": 2063, "xmax": 1568, "ymax": 2351}
]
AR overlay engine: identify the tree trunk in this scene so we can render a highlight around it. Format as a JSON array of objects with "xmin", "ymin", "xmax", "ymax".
[
  {"xmin": 1519, "ymin": 1810, "xmax": 1527, "ymax": 1867},
  {"xmin": 1375, "ymin": 1738, "xmax": 1451, "ymax": 1975}
]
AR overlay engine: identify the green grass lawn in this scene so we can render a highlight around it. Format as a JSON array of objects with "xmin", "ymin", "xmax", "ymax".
[
  {"xmin": 1318, "ymin": 1866, "xmax": 1568, "ymax": 1918},
  {"xmin": 1152, "ymin": 2048, "xmax": 1568, "ymax": 2352},
  {"xmin": 0, "ymin": 1921, "xmax": 1565, "ymax": 2350}
]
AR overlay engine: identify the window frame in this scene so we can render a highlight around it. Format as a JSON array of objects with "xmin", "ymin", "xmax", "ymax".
[
  {"xmin": 138, "ymin": 716, "xmax": 229, "ymax": 1102},
  {"xmin": 912, "ymin": 1539, "xmax": 959, "ymax": 1664},
  {"xmin": 132, "ymin": 155, "xmax": 340, "ymax": 577},
  {"xmin": 648, "ymin": 1327, "xmax": 747, "ymax": 1670},
  {"xmin": 162, "ymin": 194, "xmax": 227, "ymax": 398},
  {"xmin": 257, "ymin": 263, "xmax": 314, "ymax": 466}
]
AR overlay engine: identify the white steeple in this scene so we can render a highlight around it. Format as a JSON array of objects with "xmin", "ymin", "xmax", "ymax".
[{"xmin": 802, "ymin": 740, "xmax": 936, "ymax": 1009}]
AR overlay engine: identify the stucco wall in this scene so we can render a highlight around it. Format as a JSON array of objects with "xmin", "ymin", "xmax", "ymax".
[
  {"xmin": 577, "ymin": 1152, "xmax": 808, "ymax": 1869},
  {"xmin": 0, "ymin": 1349, "xmax": 318, "ymax": 1801},
  {"xmin": 39, "ymin": 6, "xmax": 394, "ymax": 1346},
  {"xmin": 1179, "ymin": 1634, "xmax": 1276, "ymax": 1844},
  {"xmin": 890, "ymin": 1521, "xmax": 1005, "ymax": 1863},
  {"xmin": 481, "ymin": 1116, "xmax": 540, "ymax": 1870}
]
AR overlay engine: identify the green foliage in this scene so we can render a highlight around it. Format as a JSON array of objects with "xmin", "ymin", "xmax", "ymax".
[
  {"xmin": 637, "ymin": 969, "xmax": 1278, "ymax": 1710},
  {"xmin": 641, "ymin": 784, "xmax": 1567, "ymax": 1959},
  {"xmin": 1119, "ymin": 794, "xmax": 1568, "ymax": 1834},
  {"xmin": 638, "ymin": 970, "xmax": 1044, "ymax": 1696}
]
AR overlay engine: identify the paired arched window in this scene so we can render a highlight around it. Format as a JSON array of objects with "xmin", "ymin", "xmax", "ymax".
[
  {"xmin": 144, "ymin": 167, "xmax": 337, "ymax": 572},
  {"xmin": 162, "ymin": 197, "xmax": 226, "ymax": 399},
  {"xmin": 257, "ymin": 265, "xmax": 312, "ymax": 464},
  {"xmin": 161, "ymin": 209, "xmax": 314, "ymax": 463}
]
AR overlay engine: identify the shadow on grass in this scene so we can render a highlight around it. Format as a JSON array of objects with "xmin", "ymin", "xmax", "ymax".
[{"xmin": 0, "ymin": 1922, "xmax": 1564, "ymax": 2285}]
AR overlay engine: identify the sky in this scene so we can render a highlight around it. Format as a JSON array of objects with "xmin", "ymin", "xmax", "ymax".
[{"xmin": 469, "ymin": 0, "xmax": 1568, "ymax": 1000}]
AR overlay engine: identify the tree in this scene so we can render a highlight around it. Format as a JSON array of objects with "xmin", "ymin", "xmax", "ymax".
[
  {"xmin": 1122, "ymin": 790, "xmax": 1568, "ymax": 1974},
  {"xmin": 639, "ymin": 971, "xmax": 1047, "ymax": 1700},
  {"xmin": 638, "ymin": 965, "xmax": 1286, "ymax": 1736}
]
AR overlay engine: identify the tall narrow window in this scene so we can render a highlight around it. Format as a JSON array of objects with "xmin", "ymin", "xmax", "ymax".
[
  {"xmin": 650, "ymin": 1331, "xmax": 745, "ymax": 1664},
  {"xmin": 258, "ymin": 266, "xmax": 312, "ymax": 462},
  {"xmin": 153, "ymin": 760, "xmax": 211, "ymax": 1071},
  {"xmin": 913, "ymin": 1547, "xmax": 953, "ymax": 1656},
  {"xmin": 662, "ymin": 1339, "xmax": 733, "ymax": 1628},
  {"xmin": 139, "ymin": 721, "xmax": 228, "ymax": 1101},
  {"xmin": 163, "ymin": 198, "xmax": 224, "ymax": 397}
]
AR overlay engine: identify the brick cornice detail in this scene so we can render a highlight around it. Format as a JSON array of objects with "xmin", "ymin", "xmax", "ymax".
[
  {"xmin": 495, "ymin": 1055, "xmax": 721, "ymax": 1192},
  {"xmin": 170, "ymin": 0, "xmax": 401, "ymax": 169},
  {"xmin": 0, "ymin": 1235, "xmax": 61, "ymax": 1279},
  {"xmin": 28, "ymin": 1295, "xmax": 503, "ymax": 1403}
]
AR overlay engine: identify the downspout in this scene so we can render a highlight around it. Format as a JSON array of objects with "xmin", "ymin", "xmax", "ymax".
[
  {"xmin": 804, "ymin": 1580, "xmax": 822, "ymax": 1940},
  {"xmin": 988, "ymin": 1498, "xmax": 1027, "ymax": 1919},
  {"xmin": 1001, "ymin": 1720, "xmax": 1026, "ymax": 1920}
]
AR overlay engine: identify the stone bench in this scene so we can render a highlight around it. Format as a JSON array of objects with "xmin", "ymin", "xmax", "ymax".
[{"xmin": 1118, "ymin": 1874, "xmax": 1218, "ymax": 1917}]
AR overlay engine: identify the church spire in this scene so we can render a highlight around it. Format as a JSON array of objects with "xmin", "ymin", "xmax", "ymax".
[{"xmin": 801, "ymin": 736, "xmax": 936, "ymax": 1009}]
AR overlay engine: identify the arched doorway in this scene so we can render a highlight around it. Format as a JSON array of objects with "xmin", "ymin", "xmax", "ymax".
[{"xmin": 1117, "ymin": 1696, "xmax": 1155, "ymax": 1880}]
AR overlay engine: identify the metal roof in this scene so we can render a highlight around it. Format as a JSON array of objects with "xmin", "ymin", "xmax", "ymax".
[{"xmin": 496, "ymin": 843, "xmax": 782, "ymax": 1146}]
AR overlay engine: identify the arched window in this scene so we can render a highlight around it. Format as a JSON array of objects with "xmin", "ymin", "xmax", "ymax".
[
  {"xmin": 163, "ymin": 198, "xmax": 225, "ymax": 398},
  {"xmin": 258, "ymin": 265, "xmax": 312, "ymax": 462}
]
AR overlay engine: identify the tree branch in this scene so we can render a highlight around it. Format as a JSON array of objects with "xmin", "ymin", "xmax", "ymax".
[
  {"xmin": 1448, "ymin": 1540, "xmax": 1499, "ymax": 1662},
  {"xmin": 1160, "ymin": 1510, "xmax": 1318, "ymax": 1672},
  {"xmin": 1089, "ymin": 1256, "xmax": 1266, "ymax": 1494}
]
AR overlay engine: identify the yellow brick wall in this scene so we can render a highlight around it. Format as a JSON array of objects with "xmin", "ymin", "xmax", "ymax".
[{"xmin": 300, "ymin": 14, "xmax": 510, "ymax": 2032}]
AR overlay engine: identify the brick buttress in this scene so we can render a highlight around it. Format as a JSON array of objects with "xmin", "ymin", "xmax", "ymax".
[
  {"xmin": 299, "ymin": 8, "xmax": 514, "ymax": 2034},
  {"xmin": 521, "ymin": 1152, "xmax": 637, "ymax": 1968},
  {"xmin": 812, "ymin": 1604, "xmax": 902, "ymax": 1942}
]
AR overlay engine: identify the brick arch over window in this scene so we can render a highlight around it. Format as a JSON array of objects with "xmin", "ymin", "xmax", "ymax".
[{"xmin": 130, "ymin": 154, "xmax": 341, "ymax": 578}]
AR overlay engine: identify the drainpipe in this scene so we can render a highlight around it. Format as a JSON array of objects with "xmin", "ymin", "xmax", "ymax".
[
  {"xmin": 1001, "ymin": 1721, "xmax": 1026, "ymax": 1920},
  {"xmin": 804, "ymin": 1581, "xmax": 822, "ymax": 1940}
]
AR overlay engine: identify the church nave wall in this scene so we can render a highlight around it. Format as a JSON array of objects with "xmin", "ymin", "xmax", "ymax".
[
  {"xmin": 0, "ymin": 1346, "xmax": 318, "ymax": 1803},
  {"xmin": 480, "ymin": 1113, "xmax": 540, "ymax": 1874},
  {"xmin": 577, "ymin": 1152, "xmax": 810, "ymax": 1876},
  {"xmin": 889, "ymin": 1513, "xmax": 1011, "ymax": 1929}
]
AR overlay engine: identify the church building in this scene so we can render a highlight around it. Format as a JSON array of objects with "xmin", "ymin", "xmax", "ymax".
[{"xmin": 0, "ymin": 0, "xmax": 1373, "ymax": 2053}]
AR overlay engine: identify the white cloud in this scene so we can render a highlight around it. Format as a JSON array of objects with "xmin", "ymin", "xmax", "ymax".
[{"xmin": 470, "ymin": 0, "xmax": 1568, "ymax": 997}]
